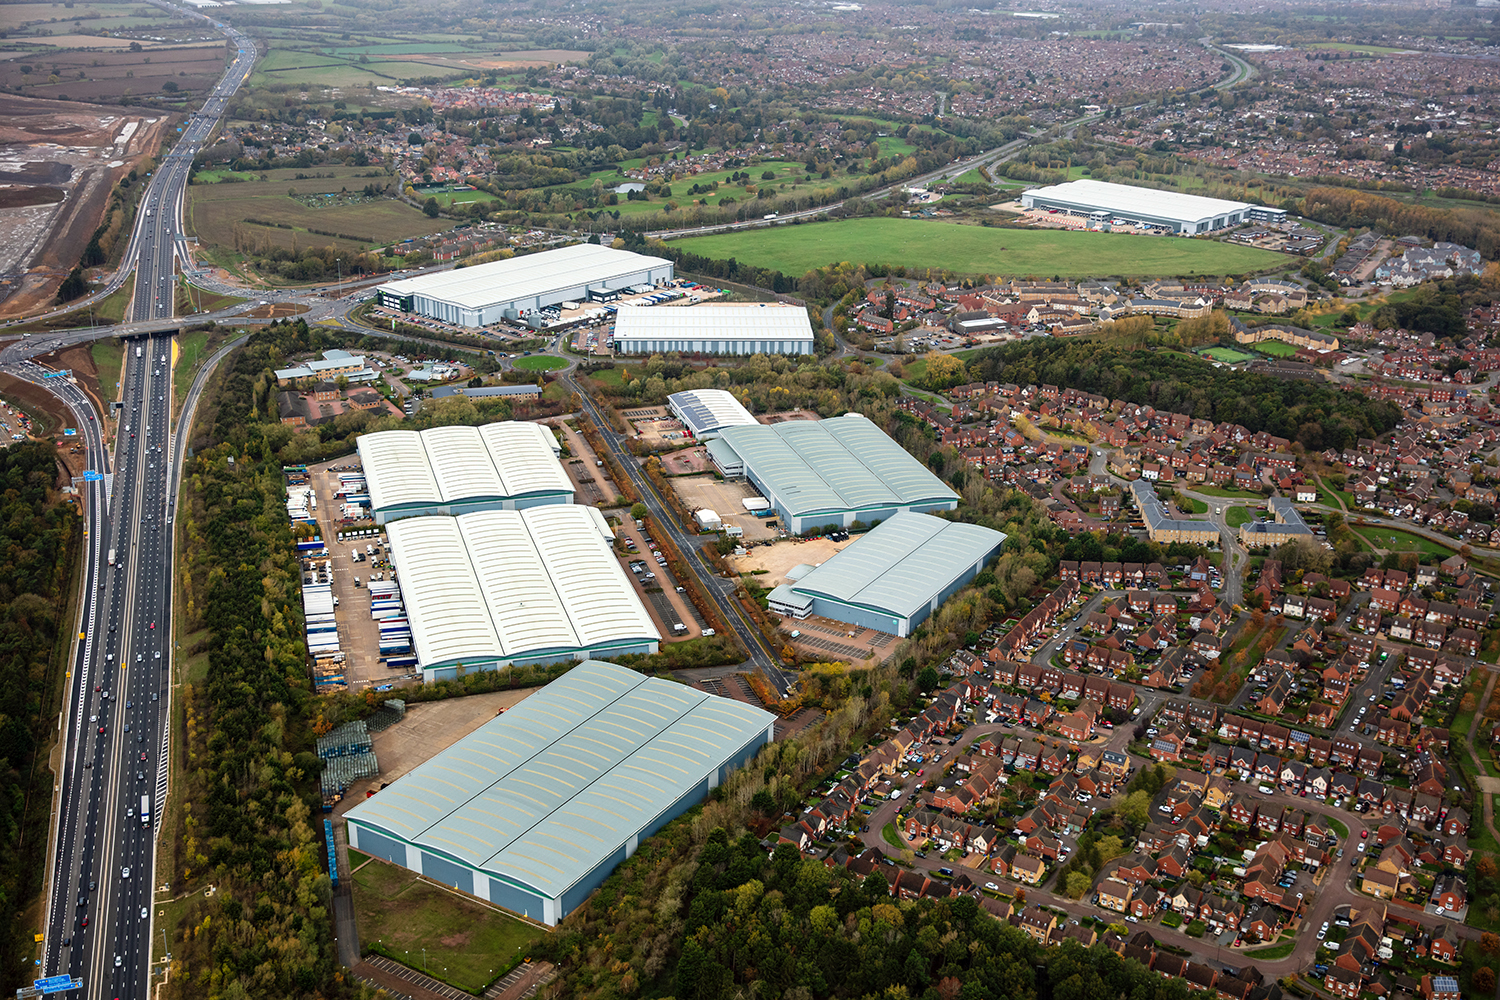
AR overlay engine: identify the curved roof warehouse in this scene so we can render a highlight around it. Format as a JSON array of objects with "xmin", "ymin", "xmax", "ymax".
[
  {"xmin": 356, "ymin": 422, "xmax": 571, "ymax": 523},
  {"xmin": 666, "ymin": 388, "xmax": 758, "ymax": 440},
  {"xmin": 706, "ymin": 413, "xmax": 959, "ymax": 533},
  {"xmin": 386, "ymin": 506, "xmax": 661, "ymax": 679},
  {"xmin": 344, "ymin": 660, "xmax": 776, "ymax": 926}
]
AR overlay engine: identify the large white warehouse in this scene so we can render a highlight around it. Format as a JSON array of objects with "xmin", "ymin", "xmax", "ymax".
[
  {"xmin": 612, "ymin": 303, "xmax": 816, "ymax": 356},
  {"xmin": 345, "ymin": 661, "xmax": 775, "ymax": 925},
  {"xmin": 386, "ymin": 507, "xmax": 661, "ymax": 680},
  {"xmin": 374, "ymin": 244, "xmax": 674, "ymax": 327},
  {"xmin": 1020, "ymin": 179, "xmax": 1284, "ymax": 234},
  {"xmin": 356, "ymin": 422, "xmax": 571, "ymax": 524}
]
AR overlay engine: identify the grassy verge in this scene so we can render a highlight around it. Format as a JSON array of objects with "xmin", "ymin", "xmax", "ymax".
[
  {"xmin": 1349, "ymin": 525, "xmax": 1457, "ymax": 560},
  {"xmin": 1245, "ymin": 940, "xmax": 1297, "ymax": 959},
  {"xmin": 13, "ymin": 283, "xmax": 134, "ymax": 333},
  {"xmin": 1226, "ymin": 507, "xmax": 1253, "ymax": 528},
  {"xmin": 1194, "ymin": 486, "xmax": 1267, "ymax": 499},
  {"xmin": 353, "ymin": 858, "xmax": 548, "ymax": 993},
  {"xmin": 1328, "ymin": 817, "xmax": 1349, "ymax": 841},
  {"xmin": 172, "ymin": 328, "xmax": 217, "ymax": 403},
  {"xmin": 1469, "ymin": 799, "xmax": 1500, "ymax": 856},
  {"xmin": 882, "ymin": 822, "xmax": 904, "ymax": 850},
  {"xmin": 92, "ymin": 340, "xmax": 125, "ymax": 405},
  {"xmin": 511, "ymin": 354, "xmax": 568, "ymax": 371},
  {"xmin": 174, "ymin": 279, "xmax": 246, "ymax": 317},
  {"xmin": 1178, "ymin": 496, "xmax": 1208, "ymax": 514}
]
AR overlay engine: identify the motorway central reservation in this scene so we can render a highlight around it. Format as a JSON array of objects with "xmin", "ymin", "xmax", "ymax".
[
  {"xmin": 767, "ymin": 511, "xmax": 1007, "ymax": 637},
  {"xmin": 345, "ymin": 661, "xmax": 775, "ymax": 925},
  {"xmin": 1020, "ymin": 178, "xmax": 1287, "ymax": 234},
  {"xmin": 374, "ymin": 243, "xmax": 674, "ymax": 327}
]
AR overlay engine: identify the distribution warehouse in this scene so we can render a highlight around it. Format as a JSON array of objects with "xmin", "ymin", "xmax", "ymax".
[
  {"xmin": 345, "ymin": 661, "xmax": 775, "ymax": 925},
  {"xmin": 666, "ymin": 388, "xmax": 758, "ymax": 440},
  {"xmin": 356, "ymin": 422, "xmax": 571, "ymax": 524},
  {"xmin": 386, "ymin": 507, "xmax": 661, "ymax": 680},
  {"xmin": 374, "ymin": 244, "xmax": 674, "ymax": 327},
  {"xmin": 612, "ymin": 303, "xmax": 816, "ymax": 355},
  {"xmin": 767, "ymin": 512, "xmax": 1006, "ymax": 637},
  {"xmin": 1020, "ymin": 178, "xmax": 1286, "ymax": 234},
  {"xmin": 707, "ymin": 413, "xmax": 958, "ymax": 533}
]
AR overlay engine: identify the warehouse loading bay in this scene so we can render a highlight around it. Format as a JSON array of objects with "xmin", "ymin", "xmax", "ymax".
[{"xmin": 305, "ymin": 457, "xmax": 412, "ymax": 691}]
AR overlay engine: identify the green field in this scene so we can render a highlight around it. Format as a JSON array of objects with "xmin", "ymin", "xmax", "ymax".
[
  {"xmin": 1252, "ymin": 339, "xmax": 1299, "ymax": 357},
  {"xmin": 1226, "ymin": 507, "xmax": 1253, "ymax": 528},
  {"xmin": 1202, "ymin": 347, "xmax": 1257, "ymax": 363},
  {"xmin": 512, "ymin": 354, "xmax": 567, "ymax": 371},
  {"xmin": 1349, "ymin": 525, "xmax": 1457, "ymax": 559},
  {"xmin": 1308, "ymin": 42, "xmax": 1414, "ymax": 55},
  {"xmin": 674, "ymin": 219, "xmax": 1285, "ymax": 279},
  {"xmin": 189, "ymin": 170, "xmax": 447, "ymax": 253},
  {"xmin": 354, "ymin": 858, "xmax": 546, "ymax": 994}
]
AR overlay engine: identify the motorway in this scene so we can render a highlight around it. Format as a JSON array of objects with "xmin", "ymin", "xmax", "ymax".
[{"xmin": 12, "ymin": 3, "xmax": 258, "ymax": 997}]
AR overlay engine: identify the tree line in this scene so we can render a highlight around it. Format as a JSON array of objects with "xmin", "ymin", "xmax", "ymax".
[
  {"xmin": 968, "ymin": 339, "xmax": 1405, "ymax": 451},
  {"xmin": 0, "ymin": 443, "xmax": 79, "ymax": 993}
]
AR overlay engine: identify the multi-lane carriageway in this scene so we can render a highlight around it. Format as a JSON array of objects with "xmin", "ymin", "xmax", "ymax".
[{"xmin": 42, "ymin": 334, "xmax": 176, "ymax": 1000}]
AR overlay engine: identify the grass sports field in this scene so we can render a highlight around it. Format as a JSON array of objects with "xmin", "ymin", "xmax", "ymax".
[
  {"xmin": 1202, "ymin": 347, "xmax": 1257, "ymax": 363},
  {"xmin": 674, "ymin": 219, "xmax": 1284, "ymax": 279}
]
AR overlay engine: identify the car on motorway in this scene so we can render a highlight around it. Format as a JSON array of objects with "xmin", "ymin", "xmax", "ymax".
[
  {"xmin": 122, "ymin": 866, "xmax": 130, "ymax": 878},
  {"xmin": 142, "ymin": 906, "xmax": 148, "ymax": 919}
]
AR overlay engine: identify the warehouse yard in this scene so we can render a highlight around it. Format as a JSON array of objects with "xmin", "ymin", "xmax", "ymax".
[
  {"xmin": 728, "ymin": 535, "xmax": 856, "ymax": 583},
  {"xmin": 334, "ymin": 688, "xmax": 540, "ymax": 814}
]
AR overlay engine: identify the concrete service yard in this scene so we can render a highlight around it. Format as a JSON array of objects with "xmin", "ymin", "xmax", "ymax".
[
  {"xmin": 728, "ymin": 535, "xmax": 857, "ymax": 584},
  {"xmin": 333, "ymin": 688, "xmax": 540, "ymax": 814},
  {"xmin": 670, "ymin": 475, "xmax": 781, "ymax": 541}
]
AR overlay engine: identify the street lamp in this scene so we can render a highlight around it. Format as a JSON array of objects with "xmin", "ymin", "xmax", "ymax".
[{"xmin": 336, "ymin": 258, "xmax": 343, "ymax": 299}]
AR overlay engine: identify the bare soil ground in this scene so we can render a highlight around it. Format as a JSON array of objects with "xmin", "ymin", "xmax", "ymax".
[
  {"xmin": 240, "ymin": 301, "xmax": 308, "ymax": 319},
  {"xmin": 728, "ymin": 535, "xmax": 856, "ymax": 583},
  {"xmin": 660, "ymin": 445, "xmax": 711, "ymax": 474},
  {"xmin": 759, "ymin": 409, "xmax": 820, "ymax": 424},
  {"xmin": 332, "ymin": 689, "xmax": 540, "ymax": 815},
  {"xmin": 0, "ymin": 93, "xmax": 169, "ymax": 316}
]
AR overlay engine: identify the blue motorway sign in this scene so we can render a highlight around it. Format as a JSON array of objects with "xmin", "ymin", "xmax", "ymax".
[
  {"xmin": 82, "ymin": 471, "xmax": 103, "ymax": 482},
  {"xmin": 33, "ymin": 977, "xmax": 71, "ymax": 993}
]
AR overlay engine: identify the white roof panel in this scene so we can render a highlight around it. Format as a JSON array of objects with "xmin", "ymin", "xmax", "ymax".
[
  {"xmin": 358, "ymin": 421, "xmax": 572, "ymax": 514},
  {"xmin": 377, "ymin": 243, "xmax": 670, "ymax": 310},
  {"xmin": 385, "ymin": 517, "xmax": 503, "ymax": 666},
  {"xmin": 1025, "ymin": 178, "xmax": 1252, "ymax": 224},
  {"xmin": 387, "ymin": 508, "xmax": 660, "ymax": 668},
  {"xmin": 479, "ymin": 422, "xmax": 573, "ymax": 498},
  {"xmin": 358, "ymin": 430, "xmax": 441, "ymax": 510},
  {"xmin": 423, "ymin": 425, "xmax": 506, "ymax": 503},
  {"xmin": 613, "ymin": 303, "xmax": 815, "ymax": 344}
]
